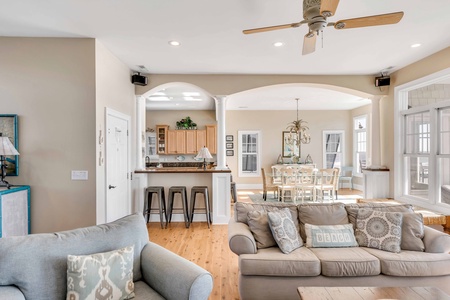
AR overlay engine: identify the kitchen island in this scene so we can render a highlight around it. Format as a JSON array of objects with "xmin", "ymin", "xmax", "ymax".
[{"xmin": 134, "ymin": 167, "xmax": 231, "ymax": 224}]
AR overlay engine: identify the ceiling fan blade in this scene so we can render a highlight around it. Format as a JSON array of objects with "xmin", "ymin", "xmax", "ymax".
[
  {"xmin": 334, "ymin": 12, "xmax": 404, "ymax": 30},
  {"xmin": 320, "ymin": 0, "xmax": 340, "ymax": 17},
  {"xmin": 302, "ymin": 32, "xmax": 316, "ymax": 55},
  {"xmin": 243, "ymin": 22, "xmax": 303, "ymax": 34}
]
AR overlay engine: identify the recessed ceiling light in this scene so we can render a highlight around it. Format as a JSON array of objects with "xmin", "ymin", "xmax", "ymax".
[
  {"xmin": 273, "ymin": 42, "xmax": 284, "ymax": 47},
  {"xmin": 169, "ymin": 40, "xmax": 181, "ymax": 46},
  {"xmin": 411, "ymin": 43, "xmax": 421, "ymax": 48}
]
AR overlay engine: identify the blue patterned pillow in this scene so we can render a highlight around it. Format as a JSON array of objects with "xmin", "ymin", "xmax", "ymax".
[
  {"xmin": 67, "ymin": 245, "xmax": 135, "ymax": 300},
  {"xmin": 304, "ymin": 224, "xmax": 358, "ymax": 248},
  {"xmin": 267, "ymin": 208, "xmax": 303, "ymax": 254},
  {"xmin": 355, "ymin": 209, "xmax": 403, "ymax": 253}
]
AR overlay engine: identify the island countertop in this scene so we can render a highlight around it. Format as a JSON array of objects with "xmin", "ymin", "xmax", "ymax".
[{"xmin": 134, "ymin": 167, "xmax": 231, "ymax": 174}]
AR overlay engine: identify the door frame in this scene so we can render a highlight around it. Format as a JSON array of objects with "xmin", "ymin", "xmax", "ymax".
[{"xmin": 105, "ymin": 107, "xmax": 131, "ymax": 222}]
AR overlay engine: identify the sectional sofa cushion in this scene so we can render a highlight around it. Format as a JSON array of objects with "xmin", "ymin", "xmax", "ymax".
[
  {"xmin": 298, "ymin": 203, "xmax": 349, "ymax": 241},
  {"xmin": 247, "ymin": 210, "xmax": 277, "ymax": 249},
  {"xmin": 345, "ymin": 203, "xmax": 413, "ymax": 229},
  {"xmin": 363, "ymin": 247, "xmax": 450, "ymax": 277},
  {"xmin": 239, "ymin": 247, "xmax": 321, "ymax": 277},
  {"xmin": 304, "ymin": 224, "xmax": 358, "ymax": 248},
  {"xmin": 401, "ymin": 213, "xmax": 425, "ymax": 251},
  {"xmin": 309, "ymin": 247, "xmax": 380, "ymax": 277},
  {"xmin": 268, "ymin": 208, "xmax": 303, "ymax": 254},
  {"xmin": 234, "ymin": 202, "xmax": 299, "ymax": 229},
  {"xmin": 355, "ymin": 209, "xmax": 403, "ymax": 253}
]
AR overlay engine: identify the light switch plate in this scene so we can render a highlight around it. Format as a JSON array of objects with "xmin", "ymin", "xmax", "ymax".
[{"xmin": 71, "ymin": 170, "xmax": 88, "ymax": 180}]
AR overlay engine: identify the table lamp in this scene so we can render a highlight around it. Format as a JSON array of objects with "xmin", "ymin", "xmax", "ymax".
[
  {"xmin": 196, "ymin": 146, "xmax": 213, "ymax": 170},
  {"xmin": 0, "ymin": 134, "xmax": 20, "ymax": 189}
]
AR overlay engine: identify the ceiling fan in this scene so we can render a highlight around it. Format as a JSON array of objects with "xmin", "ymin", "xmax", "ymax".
[{"xmin": 243, "ymin": 0, "xmax": 404, "ymax": 55}]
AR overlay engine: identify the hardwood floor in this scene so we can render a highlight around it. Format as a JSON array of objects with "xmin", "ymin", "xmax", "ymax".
[{"xmin": 148, "ymin": 188, "xmax": 422, "ymax": 300}]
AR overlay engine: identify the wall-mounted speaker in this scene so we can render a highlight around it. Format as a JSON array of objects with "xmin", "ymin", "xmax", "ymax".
[
  {"xmin": 375, "ymin": 76, "xmax": 390, "ymax": 87},
  {"xmin": 131, "ymin": 73, "xmax": 148, "ymax": 86}
]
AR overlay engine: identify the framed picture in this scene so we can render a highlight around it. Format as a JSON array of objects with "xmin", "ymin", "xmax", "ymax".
[
  {"xmin": 0, "ymin": 114, "xmax": 19, "ymax": 176},
  {"xmin": 282, "ymin": 131, "xmax": 300, "ymax": 158},
  {"xmin": 226, "ymin": 142, "xmax": 233, "ymax": 149},
  {"xmin": 226, "ymin": 150, "xmax": 234, "ymax": 156},
  {"xmin": 226, "ymin": 135, "xmax": 233, "ymax": 142}
]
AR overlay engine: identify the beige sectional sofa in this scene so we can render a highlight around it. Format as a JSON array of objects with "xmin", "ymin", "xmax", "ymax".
[{"xmin": 228, "ymin": 202, "xmax": 450, "ymax": 300}]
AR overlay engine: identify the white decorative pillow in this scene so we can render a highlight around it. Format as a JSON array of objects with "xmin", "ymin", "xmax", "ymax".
[
  {"xmin": 67, "ymin": 246, "xmax": 135, "ymax": 300},
  {"xmin": 355, "ymin": 209, "xmax": 403, "ymax": 253},
  {"xmin": 304, "ymin": 224, "xmax": 358, "ymax": 248},
  {"xmin": 267, "ymin": 208, "xmax": 303, "ymax": 254}
]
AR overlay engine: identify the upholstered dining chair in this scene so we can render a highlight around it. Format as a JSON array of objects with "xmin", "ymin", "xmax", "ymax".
[
  {"xmin": 339, "ymin": 166, "xmax": 353, "ymax": 190},
  {"xmin": 261, "ymin": 168, "xmax": 278, "ymax": 201}
]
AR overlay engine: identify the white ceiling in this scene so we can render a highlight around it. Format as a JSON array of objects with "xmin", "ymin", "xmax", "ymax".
[{"xmin": 1, "ymin": 0, "xmax": 449, "ymax": 110}]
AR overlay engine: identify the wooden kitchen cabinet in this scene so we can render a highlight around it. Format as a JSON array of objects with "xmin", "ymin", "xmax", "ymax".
[
  {"xmin": 196, "ymin": 130, "xmax": 207, "ymax": 152},
  {"xmin": 157, "ymin": 125, "xmax": 216, "ymax": 155},
  {"xmin": 185, "ymin": 130, "xmax": 198, "ymax": 154},
  {"xmin": 156, "ymin": 125, "xmax": 169, "ymax": 154},
  {"xmin": 168, "ymin": 130, "xmax": 186, "ymax": 154},
  {"xmin": 206, "ymin": 125, "xmax": 217, "ymax": 154}
]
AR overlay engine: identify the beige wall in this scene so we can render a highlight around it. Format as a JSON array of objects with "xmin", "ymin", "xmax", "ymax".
[
  {"xmin": 226, "ymin": 110, "xmax": 352, "ymax": 184},
  {"xmin": 0, "ymin": 37, "xmax": 97, "ymax": 233},
  {"xmin": 0, "ymin": 37, "xmax": 135, "ymax": 233},
  {"xmin": 146, "ymin": 110, "xmax": 216, "ymax": 131}
]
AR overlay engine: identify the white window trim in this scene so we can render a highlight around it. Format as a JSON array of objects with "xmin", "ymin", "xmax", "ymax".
[
  {"xmin": 353, "ymin": 115, "xmax": 368, "ymax": 178},
  {"xmin": 394, "ymin": 67, "xmax": 450, "ymax": 215},
  {"xmin": 238, "ymin": 130, "xmax": 262, "ymax": 177},
  {"xmin": 322, "ymin": 130, "xmax": 345, "ymax": 168}
]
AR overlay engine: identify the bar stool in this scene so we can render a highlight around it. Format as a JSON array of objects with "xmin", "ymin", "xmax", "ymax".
[
  {"xmin": 167, "ymin": 186, "xmax": 189, "ymax": 228},
  {"xmin": 189, "ymin": 186, "xmax": 211, "ymax": 228},
  {"xmin": 143, "ymin": 186, "xmax": 167, "ymax": 229}
]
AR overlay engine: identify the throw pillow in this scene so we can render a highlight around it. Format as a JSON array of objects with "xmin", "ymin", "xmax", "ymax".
[
  {"xmin": 247, "ymin": 210, "xmax": 277, "ymax": 249},
  {"xmin": 401, "ymin": 212, "xmax": 425, "ymax": 251},
  {"xmin": 267, "ymin": 208, "xmax": 303, "ymax": 254},
  {"xmin": 67, "ymin": 245, "xmax": 135, "ymax": 300},
  {"xmin": 355, "ymin": 209, "xmax": 403, "ymax": 253},
  {"xmin": 304, "ymin": 224, "xmax": 358, "ymax": 248}
]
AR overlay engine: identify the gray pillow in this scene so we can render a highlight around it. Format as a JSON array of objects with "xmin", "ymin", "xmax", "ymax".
[
  {"xmin": 247, "ymin": 210, "xmax": 277, "ymax": 249},
  {"xmin": 268, "ymin": 208, "xmax": 303, "ymax": 254},
  {"xmin": 235, "ymin": 202, "xmax": 299, "ymax": 228},
  {"xmin": 298, "ymin": 203, "xmax": 349, "ymax": 242},
  {"xmin": 355, "ymin": 209, "xmax": 403, "ymax": 253},
  {"xmin": 401, "ymin": 212, "xmax": 425, "ymax": 251}
]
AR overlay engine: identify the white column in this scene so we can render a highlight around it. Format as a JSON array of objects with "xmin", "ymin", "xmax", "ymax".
[
  {"xmin": 214, "ymin": 95, "xmax": 228, "ymax": 170},
  {"xmin": 368, "ymin": 95, "xmax": 384, "ymax": 169}
]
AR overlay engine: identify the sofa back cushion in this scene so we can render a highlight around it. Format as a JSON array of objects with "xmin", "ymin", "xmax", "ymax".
[
  {"xmin": 298, "ymin": 203, "xmax": 349, "ymax": 242},
  {"xmin": 234, "ymin": 202, "xmax": 299, "ymax": 229},
  {"xmin": 345, "ymin": 203, "xmax": 413, "ymax": 229},
  {"xmin": 0, "ymin": 213, "xmax": 149, "ymax": 300}
]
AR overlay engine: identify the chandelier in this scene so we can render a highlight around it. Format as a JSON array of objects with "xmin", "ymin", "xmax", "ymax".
[{"xmin": 285, "ymin": 98, "xmax": 311, "ymax": 146}]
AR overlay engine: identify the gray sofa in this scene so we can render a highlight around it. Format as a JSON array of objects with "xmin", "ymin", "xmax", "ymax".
[
  {"xmin": 0, "ymin": 213, "xmax": 213, "ymax": 300},
  {"xmin": 228, "ymin": 202, "xmax": 450, "ymax": 300}
]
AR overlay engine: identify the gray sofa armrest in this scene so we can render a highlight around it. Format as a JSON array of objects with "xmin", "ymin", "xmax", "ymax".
[
  {"xmin": 0, "ymin": 286, "xmax": 25, "ymax": 300},
  {"xmin": 228, "ymin": 218, "xmax": 257, "ymax": 255},
  {"xmin": 140, "ymin": 242, "xmax": 213, "ymax": 300},
  {"xmin": 423, "ymin": 226, "xmax": 450, "ymax": 253}
]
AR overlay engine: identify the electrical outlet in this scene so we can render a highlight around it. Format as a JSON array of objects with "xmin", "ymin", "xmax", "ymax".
[{"xmin": 71, "ymin": 170, "xmax": 88, "ymax": 180}]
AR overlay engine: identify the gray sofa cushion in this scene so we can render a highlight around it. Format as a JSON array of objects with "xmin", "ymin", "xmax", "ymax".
[
  {"xmin": 298, "ymin": 203, "xmax": 349, "ymax": 241},
  {"xmin": 133, "ymin": 281, "xmax": 165, "ymax": 300},
  {"xmin": 401, "ymin": 213, "xmax": 425, "ymax": 251},
  {"xmin": 239, "ymin": 247, "xmax": 320, "ymax": 277},
  {"xmin": 345, "ymin": 203, "xmax": 413, "ymax": 229},
  {"xmin": 247, "ymin": 210, "xmax": 277, "ymax": 249},
  {"xmin": 234, "ymin": 202, "xmax": 299, "ymax": 229},
  {"xmin": 363, "ymin": 247, "xmax": 450, "ymax": 276},
  {"xmin": 310, "ymin": 247, "xmax": 381, "ymax": 277},
  {"xmin": 0, "ymin": 213, "xmax": 149, "ymax": 300}
]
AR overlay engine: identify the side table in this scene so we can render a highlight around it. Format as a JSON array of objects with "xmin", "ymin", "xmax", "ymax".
[{"xmin": 0, "ymin": 185, "xmax": 31, "ymax": 237}]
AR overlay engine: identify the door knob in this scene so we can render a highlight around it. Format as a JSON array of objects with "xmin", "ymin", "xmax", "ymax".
[{"xmin": 109, "ymin": 185, "xmax": 117, "ymax": 189}]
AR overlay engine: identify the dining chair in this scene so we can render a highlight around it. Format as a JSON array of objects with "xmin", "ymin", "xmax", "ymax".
[
  {"xmin": 261, "ymin": 168, "xmax": 278, "ymax": 201},
  {"xmin": 315, "ymin": 168, "xmax": 338, "ymax": 202},
  {"xmin": 339, "ymin": 166, "xmax": 353, "ymax": 190},
  {"xmin": 296, "ymin": 168, "xmax": 316, "ymax": 203},
  {"xmin": 278, "ymin": 168, "xmax": 298, "ymax": 203},
  {"xmin": 271, "ymin": 165, "xmax": 283, "ymax": 184}
]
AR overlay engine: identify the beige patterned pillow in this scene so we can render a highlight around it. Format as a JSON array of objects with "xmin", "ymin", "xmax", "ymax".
[
  {"xmin": 355, "ymin": 209, "xmax": 403, "ymax": 253},
  {"xmin": 268, "ymin": 208, "xmax": 303, "ymax": 254},
  {"xmin": 67, "ymin": 246, "xmax": 135, "ymax": 300}
]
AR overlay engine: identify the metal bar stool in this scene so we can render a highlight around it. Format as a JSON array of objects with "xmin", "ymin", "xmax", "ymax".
[
  {"xmin": 189, "ymin": 186, "xmax": 211, "ymax": 228},
  {"xmin": 143, "ymin": 186, "xmax": 167, "ymax": 229},
  {"xmin": 167, "ymin": 186, "xmax": 189, "ymax": 228}
]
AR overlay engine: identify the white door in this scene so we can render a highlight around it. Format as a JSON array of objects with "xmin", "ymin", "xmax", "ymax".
[{"xmin": 106, "ymin": 108, "xmax": 130, "ymax": 222}]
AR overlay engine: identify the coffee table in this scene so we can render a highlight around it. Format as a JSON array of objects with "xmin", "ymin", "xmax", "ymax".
[{"xmin": 297, "ymin": 286, "xmax": 450, "ymax": 300}]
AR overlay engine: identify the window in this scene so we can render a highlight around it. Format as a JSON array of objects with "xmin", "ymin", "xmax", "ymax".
[
  {"xmin": 353, "ymin": 115, "xmax": 367, "ymax": 175},
  {"xmin": 238, "ymin": 131, "xmax": 261, "ymax": 177},
  {"xmin": 323, "ymin": 130, "xmax": 344, "ymax": 169}
]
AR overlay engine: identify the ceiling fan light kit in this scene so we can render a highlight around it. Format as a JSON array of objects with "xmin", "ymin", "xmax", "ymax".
[{"xmin": 243, "ymin": 0, "xmax": 404, "ymax": 55}]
